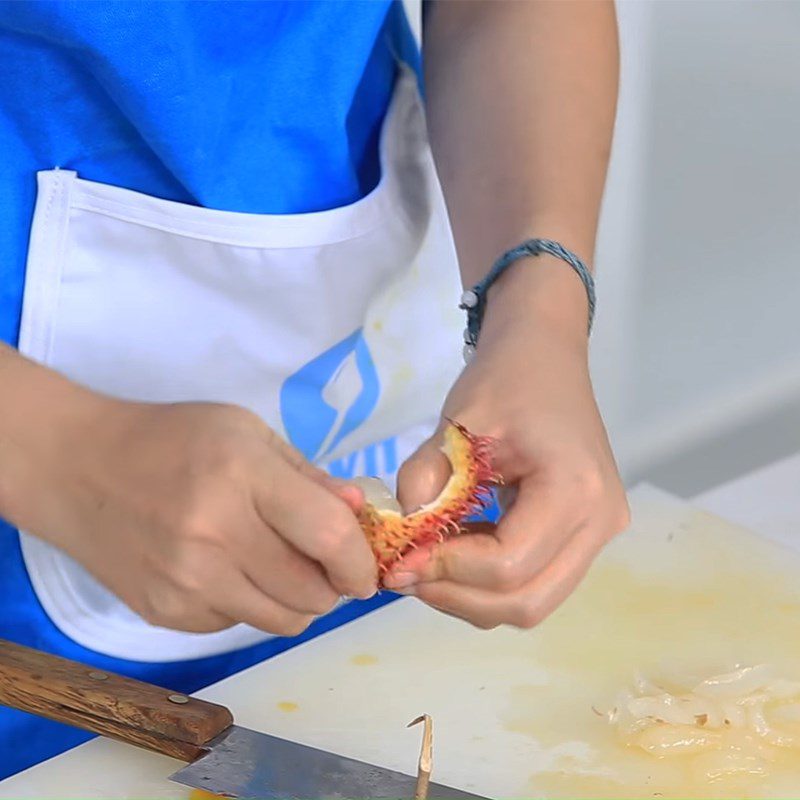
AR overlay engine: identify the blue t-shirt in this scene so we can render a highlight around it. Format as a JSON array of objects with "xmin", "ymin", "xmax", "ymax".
[
  {"xmin": 0, "ymin": 0, "xmax": 418, "ymax": 346},
  {"xmin": 0, "ymin": 0, "xmax": 416, "ymax": 778}
]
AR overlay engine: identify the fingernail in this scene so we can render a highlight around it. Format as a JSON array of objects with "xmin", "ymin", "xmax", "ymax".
[{"xmin": 383, "ymin": 572, "xmax": 417, "ymax": 590}]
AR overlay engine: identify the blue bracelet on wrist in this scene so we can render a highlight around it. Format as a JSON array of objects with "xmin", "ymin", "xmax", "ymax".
[{"xmin": 459, "ymin": 238, "xmax": 596, "ymax": 362}]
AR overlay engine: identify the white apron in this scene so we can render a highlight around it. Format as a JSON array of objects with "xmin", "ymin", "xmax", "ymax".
[{"xmin": 15, "ymin": 69, "xmax": 464, "ymax": 661}]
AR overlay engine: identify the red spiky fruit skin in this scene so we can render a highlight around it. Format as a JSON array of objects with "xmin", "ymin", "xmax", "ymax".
[{"xmin": 357, "ymin": 420, "xmax": 501, "ymax": 579}]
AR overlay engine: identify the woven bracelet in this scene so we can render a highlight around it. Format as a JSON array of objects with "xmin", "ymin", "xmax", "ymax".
[{"xmin": 459, "ymin": 238, "xmax": 596, "ymax": 362}]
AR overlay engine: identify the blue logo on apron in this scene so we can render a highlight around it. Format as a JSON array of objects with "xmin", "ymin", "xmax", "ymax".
[{"xmin": 280, "ymin": 328, "xmax": 380, "ymax": 462}]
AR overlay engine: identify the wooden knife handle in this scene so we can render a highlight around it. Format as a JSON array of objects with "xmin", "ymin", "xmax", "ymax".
[{"xmin": 0, "ymin": 638, "xmax": 233, "ymax": 762}]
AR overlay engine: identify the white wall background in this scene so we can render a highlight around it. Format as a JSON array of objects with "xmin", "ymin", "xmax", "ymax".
[{"xmin": 594, "ymin": 0, "xmax": 800, "ymax": 495}]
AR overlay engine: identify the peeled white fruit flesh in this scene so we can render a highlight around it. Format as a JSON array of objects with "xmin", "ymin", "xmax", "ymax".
[
  {"xmin": 350, "ymin": 476, "xmax": 403, "ymax": 514},
  {"xmin": 606, "ymin": 664, "xmax": 800, "ymax": 781}
]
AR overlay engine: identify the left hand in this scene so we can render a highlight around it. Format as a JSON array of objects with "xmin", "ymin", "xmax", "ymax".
[{"xmin": 382, "ymin": 260, "xmax": 630, "ymax": 629}]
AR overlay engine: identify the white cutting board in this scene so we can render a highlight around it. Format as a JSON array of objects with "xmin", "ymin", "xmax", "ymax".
[{"xmin": 3, "ymin": 484, "xmax": 800, "ymax": 799}]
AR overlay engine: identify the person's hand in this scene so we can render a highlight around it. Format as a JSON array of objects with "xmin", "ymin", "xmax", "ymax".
[
  {"xmin": 384, "ymin": 259, "xmax": 629, "ymax": 629},
  {"xmin": 1, "ymin": 358, "xmax": 377, "ymax": 636}
]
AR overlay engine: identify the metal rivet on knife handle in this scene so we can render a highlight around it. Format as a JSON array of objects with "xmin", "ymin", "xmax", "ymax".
[
  {"xmin": 168, "ymin": 693, "xmax": 190, "ymax": 705},
  {"xmin": 88, "ymin": 670, "xmax": 108, "ymax": 681}
]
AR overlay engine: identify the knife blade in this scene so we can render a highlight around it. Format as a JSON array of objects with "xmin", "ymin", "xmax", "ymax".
[
  {"xmin": 0, "ymin": 639, "xmax": 489, "ymax": 799},
  {"xmin": 170, "ymin": 724, "xmax": 485, "ymax": 799}
]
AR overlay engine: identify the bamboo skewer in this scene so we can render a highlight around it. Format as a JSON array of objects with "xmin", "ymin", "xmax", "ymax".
[{"xmin": 407, "ymin": 714, "xmax": 433, "ymax": 800}]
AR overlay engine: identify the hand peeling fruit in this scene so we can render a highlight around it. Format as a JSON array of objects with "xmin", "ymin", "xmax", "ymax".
[{"xmin": 352, "ymin": 420, "xmax": 501, "ymax": 578}]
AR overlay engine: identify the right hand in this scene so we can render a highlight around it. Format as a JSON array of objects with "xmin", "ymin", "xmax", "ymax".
[{"xmin": 1, "ymin": 354, "xmax": 377, "ymax": 637}]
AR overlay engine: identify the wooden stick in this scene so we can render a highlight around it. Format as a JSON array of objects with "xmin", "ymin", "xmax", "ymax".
[{"xmin": 407, "ymin": 714, "xmax": 433, "ymax": 800}]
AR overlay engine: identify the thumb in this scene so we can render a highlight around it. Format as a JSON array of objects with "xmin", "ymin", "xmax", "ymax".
[{"xmin": 397, "ymin": 434, "xmax": 452, "ymax": 514}]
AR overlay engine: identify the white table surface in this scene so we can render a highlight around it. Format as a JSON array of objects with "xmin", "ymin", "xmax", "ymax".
[
  {"xmin": 5, "ymin": 481, "xmax": 800, "ymax": 800},
  {"xmin": 1, "ymin": 456, "xmax": 798, "ymax": 797}
]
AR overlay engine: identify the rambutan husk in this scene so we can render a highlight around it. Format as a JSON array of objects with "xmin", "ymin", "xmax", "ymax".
[{"xmin": 353, "ymin": 420, "xmax": 501, "ymax": 579}]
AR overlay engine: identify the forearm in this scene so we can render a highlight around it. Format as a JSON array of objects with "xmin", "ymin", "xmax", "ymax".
[
  {"xmin": 393, "ymin": 3, "xmax": 625, "ymax": 623},
  {"xmin": 423, "ymin": 0, "xmax": 618, "ymax": 341},
  {"xmin": 0, "ymin": 344, "xmax": 103, "ymax": 532}
]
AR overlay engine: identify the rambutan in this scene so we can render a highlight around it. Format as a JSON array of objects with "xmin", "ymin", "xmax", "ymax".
[{"xmin": 353, "ymin": 420, "xmax": 501, "ymax": 578}]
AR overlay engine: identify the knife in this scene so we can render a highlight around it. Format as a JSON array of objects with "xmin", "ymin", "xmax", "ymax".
[{"xmin": 0, "ymin": 639, "xmax": 489, "ymax": 799}]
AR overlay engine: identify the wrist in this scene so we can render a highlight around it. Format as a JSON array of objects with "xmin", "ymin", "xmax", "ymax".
[{"xmin": 477, "ymin": 253, "xmax": 593, "ymax": 356}]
